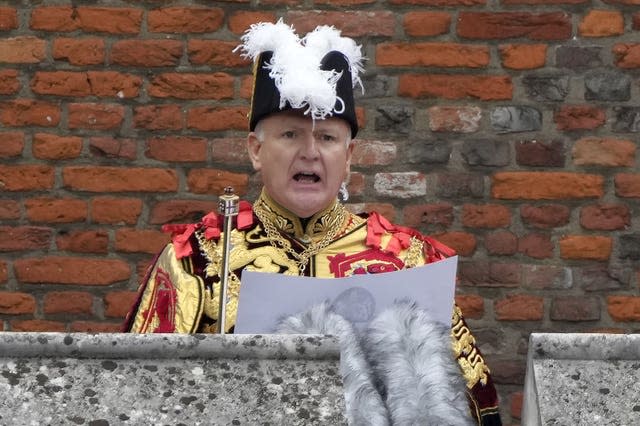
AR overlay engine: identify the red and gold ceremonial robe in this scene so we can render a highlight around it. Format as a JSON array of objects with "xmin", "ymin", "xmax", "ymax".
[{"xmin": 123, "ymin": 190, "xmax": 501, "ymax": 425}]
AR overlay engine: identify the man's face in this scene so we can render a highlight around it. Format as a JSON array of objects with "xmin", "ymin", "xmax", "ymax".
[{"xmin": 247, "ymin": 111, "xmax": 354, "ymax": 218}]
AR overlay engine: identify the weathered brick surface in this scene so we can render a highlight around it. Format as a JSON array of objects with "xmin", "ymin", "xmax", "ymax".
[
  {"xmin": 607, "ymin": 296, "xmax": 640, "ymax": 322},
  {"xmin": 43, "ymin": 291, "xmax": 94, "ymax": 314},
  {"xmin": 14, "ymin": 257, "xmax": 130, "ymax": 285},
  {"xmin": 3, "ymin": 4, "xmax": 640, "ymax": 422}
]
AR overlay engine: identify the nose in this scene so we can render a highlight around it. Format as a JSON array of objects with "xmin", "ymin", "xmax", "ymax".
[{"xmin": 299, "ymin": 133, "xmax": 320, "ymax": 160}]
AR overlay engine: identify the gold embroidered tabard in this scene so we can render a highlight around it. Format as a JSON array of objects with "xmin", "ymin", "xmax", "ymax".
[{"xmin": 451, "ymin": 305, "xmax": 490, "ymax": 389}]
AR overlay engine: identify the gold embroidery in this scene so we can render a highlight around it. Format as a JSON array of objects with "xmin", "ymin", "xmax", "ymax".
[
  {"xmin": 451, "ymin": 305, "xmax": 490, "ymax": 388},
  {"xmin": 403, "ymin": 236, "xmax": 425, "ymax": 268},
  {"xmin": 253, "ymin": 192, "xmax": 347, "ymax": 275}
]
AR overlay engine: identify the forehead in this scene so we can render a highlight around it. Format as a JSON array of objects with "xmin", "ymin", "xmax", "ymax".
[{"xmin": 260, "ymin": 110, "xmax": 350, "ymax": 133}]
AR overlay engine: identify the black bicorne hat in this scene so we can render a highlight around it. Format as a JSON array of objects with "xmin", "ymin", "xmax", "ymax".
[{"xmin": 249, "ymin": 50, "xmax": 359, "ymax": 138}]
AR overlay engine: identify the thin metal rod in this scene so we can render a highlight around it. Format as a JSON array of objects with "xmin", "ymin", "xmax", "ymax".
[{"xmin": 216, "ymin": 187, "xmax": 239, "ymax": 335}]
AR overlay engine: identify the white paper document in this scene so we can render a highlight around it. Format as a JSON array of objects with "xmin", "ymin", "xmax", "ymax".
[{"xmin": 234, "ymin": 256, "xmax": 458, "ymax": 334}]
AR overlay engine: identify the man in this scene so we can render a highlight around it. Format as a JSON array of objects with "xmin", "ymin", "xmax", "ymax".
[{"xmin": 124, "ymin": 21, "xmax": 501, "ymax": 425}]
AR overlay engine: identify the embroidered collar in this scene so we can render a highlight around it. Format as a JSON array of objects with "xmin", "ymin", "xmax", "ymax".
[{"xmin": 254, "ymin": 189, "xmax": 347, "ymax": 243}]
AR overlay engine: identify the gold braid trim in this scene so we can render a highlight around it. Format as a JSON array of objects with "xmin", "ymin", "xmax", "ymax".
[{"xmin": 451, "ymin": 305, "xmax": 490, "ymax": 389}]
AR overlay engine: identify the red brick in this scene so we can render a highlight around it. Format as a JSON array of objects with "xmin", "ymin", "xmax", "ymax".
[
  {"xmin": 0, "ymin": 226, "xmax": 51, "ymax": 251},
  {"xmin": 0, "ymin": 99, "xmax": 60, "ymax": 127},
  {"xmin": 76, "ymin": 7, "xmax": 142, "ymax": 34},
  {"xmin": 432, "ymin": 231, "xmax": 476, "ymax": 256},
  {"xmin": 32, "ymin": 133, "xmax": 82, "ymax": 160},
  {"xmin": 150, "ymin": 200, "xmax": 217, "ymax": 224},
  {"xmin": 603, "ymin": 0, "xmax": 640, "ymax": 4},
  {"xmin": 454, "ymin": 294, "xmax": 484, "ymax": 319},
  {"xmin": 134, "ymin": 105, "xmax": 183, "ymax": 130},
  {"xmin": 31, "ymin": 71, "xmax": 91, "ymax": 96},
  {"xmin": 149, "ymin": 73, "xmax": 234, "ymax": 100},
  {"xmin": 398, "ymin": 74, "xmax": 512, "ymax": 100},
  {"xmin": 377, "ymin": 43, "xmax": 489, "ymax": 67},
  {"xmin": 11, "ymin": 320, "xmax": 66, "ymax": 332},
  {"xmin": 0, "ymin": 7, "xmax": 18, "ymax": 30},
  {"xmin": 520, "ymin": 204, "xmax": 570, "ymax": 229},
  {"xmin": 287, "ymin": 11, "xmax": 395, "ymax": 37},
  {"xmin": 115, "ymin": 229, "xmax": 169, "ymax": 254},
  {"xmin": 14, "ymin": 256, "xmax": 130, "ymax": 285},
  {"xmin": 559, "ymin": 235, "xmax": 612, "ymax": 261},
  {"xmin": 43, "ymin": 291, "xmax": 93, "ymax": 314},
  {"xmin": 462, "ymin": 204, "xmax": 511, "ymax": 228},
  {"xmin": 86, "ymin": 71, "xmax": 142, "ymax": 98},
  {"xmin": 187, "ymin": 106, "xmax": 249, "ymax": 131},
  {"xmin": 495, "ymin": 294, "xmax": 543, "ymax": 321},
  {"xmin": 579, "ymin": 10, "xmax": 624, "ymax": 37},
  {"xmin": 146, "ymin": 137, "xmax": 207, "ymax": 162},
  {"xmin": 239, "ymin": 75, "xmax": 253, "ymax": 99},
  {"xmin": 111, "ymin": 40, "xmax": 182, "ymax": 66},
  {"xmin": 30, "ymin": 6, "xmax": 78, "ymax": 31},
  {"xmin": 71, "ymin": 321, "xmax": 121, "ymax": 333},
  {"xmin": 402, "ymin": 203, "xmax": 454, "ymax": 229},
  {"xmin": 0, "ymin": 131, "xmax": 24, "ymax": 157},
  {"xmin": 52, "ymin": 38, "xmax": 105, "ymax": 65},
  {"xmin": 0, "ymin": 260, "xmax": 7, "ymax": 283},
  {"xmin": 518, "ymin": 233, "xmax": 553, "ymax": 259},
  {"xmin": 63, "ymin": 166, "xmax": 178, "ymax": 192},
  {"xmin": 104, "ymin": 291, "xmax": 138, "ymax": 318},
  {"xmin": 499, "ymin": 44, "xmax": 547, "ymax": 69},
  {"xmin": 0, "ymin": 200, "xmax": 20, "ymax": 220},
  {"xmin": 315, "ymin": 0, "xmax": 375, "ymax": 3},
  {"xmin": 613, "ymin": 44, "xmax": 640, "ymax": 69},
  {"xmin": 187, "ymin": 169, "xmax": 249, "ymax": 195},
  {"xmin": 573, "ymin": 137, "xmax": 635, "ymax": 167},
  {"xmin": 188, "ymin": 40, "xmax": 250, "ymax": 67},
  {"xmin": 347, "ymin": 173, "xmax": 365, "ymax": 197},
  {"xmin": 0, "ymin": 292, "xmax": 35, "ymax": 314},
  {"xmin": 228, "ymin": 12, "xmax": 277, "ymax": 34},
  {"xmin": 615, "ymin": 173, "xmax": 640, "ymax": 197},
  {"xmin": 68, "ymin": 103, "xmax": 124, "ymax": 130},
  {"xmin": 403, "ymin": 12, "xmax": 451, "ymax": 37},
  {"xmin": 0, "ymin": 69, "xmax": 20, "ymax": 95},
  {"xmin": 492, "ymin": 172, "xmax": 603, "ymax": 200},
  {"xmin": 459, "ymin": 262, "xmax": 521, "ymax": 288},
  {"xmin": 211, "ymin": 138, "xmax": 251, "ymax": 164},
  {"xmin": 457, "ymin": 12, "xmax": 571, "ymax": 40},
  {"xmin": 89, "ymin": 137, "xmax": 137, "ymax": 160},
  {"xmin": 351, "ymin": 140, "xmax": 397, "ymax": 166},
  {"xmin": 428, "ymin": 106, "xmax": 481, "ymax": 133},
  {"xmin": 555, "ymin": 105, "xmax": 606, "ymax": 131},
  {"xmin": 148, "ymin": 7, "xmax": 224, "ymax": 33},
  {"xmin": 511, "ymin": 392, "xmax": 523, "ymax": 420},
  {"xmin": 551, "ymin": 296, "xmax": 600, "ymax": 321},
  {"xmin": 485, "ymin": 230, "xmax": 518, "ymax": 255},
  {"xmin": 634, "ymin": 13, "xmax": 640, "ymax": 30},
  {"xmin": 390, "ymin": 0, "xmax": 484, "ymax": 4},
  {"xmin": 607, "ymin": 296, "xmax": 640, "ymax": 322},
  {"xmin": 25, "ymin": 197, "xmax": 87, "ymax": 223},
  {"xmin": 90, "ymin": 197, "xmax": 143, "ymax": 225},
  {"xmin": 0, "ymin": 36, "xmax": 46, "ymax": 63},
  {"xmin": 56, "ymin": 230, "xmax": 109, "ymax": 254},
  {"xmin": 503, "ymin": 0, "xmax": 586, "ymax": 3},
  {"xmin": 0, "ymin": 165, "xmax": 54, "ymax": 191},
  {"xmin": 137, "ymin": 258, "xmax": 155, "ymax": 284},
  {"xmin": 580, "ymin": 203, "xmax": 630, "ymax": 231}
]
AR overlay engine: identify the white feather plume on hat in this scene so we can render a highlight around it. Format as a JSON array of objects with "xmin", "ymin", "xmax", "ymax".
[{"xmin": 236, "ymin": 19, "xmax": 364, "ymax": 121}]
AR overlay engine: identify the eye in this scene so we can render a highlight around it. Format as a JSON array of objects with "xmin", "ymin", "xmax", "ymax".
[
  {"xmin": 282, "ymin": 130, "xmax": 296, "ymax": 139},
  {"xmin": 319, "ymin": 133, "xmax": 337, "ymax": 142}
]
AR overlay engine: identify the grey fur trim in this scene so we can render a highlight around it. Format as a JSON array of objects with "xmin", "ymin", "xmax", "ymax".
[
  {"xmin": 276, "ymin": 302, "xmax": 473, "ymax": 426},
  {"xmin": 363, "ymin": 303, "xmax": 475, "ymax": 426},
  {"xmin": 277, "ymin": 303, "xmax": 390, "ymax": 426}
]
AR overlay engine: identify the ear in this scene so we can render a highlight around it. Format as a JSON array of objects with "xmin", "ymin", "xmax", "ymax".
[
  {"xmin": 247, "ymin": 132, "xmax": 262, "ymax": 171},
  {"xmin": 344, "ymin": 141, "xmax": 355, "ymax": 178}
]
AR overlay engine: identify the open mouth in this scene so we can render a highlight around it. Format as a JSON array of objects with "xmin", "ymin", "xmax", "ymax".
[{"xmin": 293, "ymin": 172, "xmax": 320, "ymax": 183}]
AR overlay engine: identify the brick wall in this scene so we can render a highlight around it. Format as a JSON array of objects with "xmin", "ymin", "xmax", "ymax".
[{"xmin": 1, "ymin": 2, "xmax": 639, "ymax": 423}]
